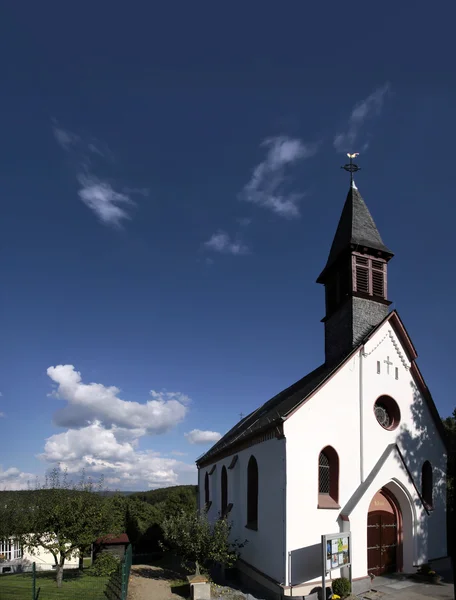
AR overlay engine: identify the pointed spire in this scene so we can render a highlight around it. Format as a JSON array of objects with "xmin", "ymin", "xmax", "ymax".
[{"xmin": 317, "ymin": 184, "xmax": 393, "ymax": 283}]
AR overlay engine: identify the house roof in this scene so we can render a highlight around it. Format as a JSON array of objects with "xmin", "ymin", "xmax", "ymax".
[
  {"xmin": 196, "ymin": 310, "xmax": 448, "ymax": 466},
  {"xmin": 317, "ymin": 183, "xmax": 394, "ymax": 282},
  {"xmin": 95, "ymin": 533, "xmax": 129, "ymax": 545}
]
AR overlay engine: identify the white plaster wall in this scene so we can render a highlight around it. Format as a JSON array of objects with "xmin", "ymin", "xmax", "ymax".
[
  {"xmin": 284, "ymin": 319, "xmax": 447, "ymax": 585},
  {"xmin": 284, "ymin": 356, "xmax": 361, "ymax": 585},
  {"xmin": 198, "ymin": 437, "xmax": 286, "ymax": 584},
  {"xmin": 362, "ymin": 323, "xmax": 447, "ymax": 562}
]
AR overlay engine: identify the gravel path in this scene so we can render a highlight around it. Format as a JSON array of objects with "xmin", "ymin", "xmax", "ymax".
[{"xmin": 127, "ymin": 564, "xmax": 188, "ymax": 600}]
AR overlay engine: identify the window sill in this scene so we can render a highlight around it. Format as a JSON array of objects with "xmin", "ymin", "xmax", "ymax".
[
  {"xmin": 220, "ymin": 503, "xmax": 233, "ymax": 519},
  {"xmin": 245, "ymin": 522, "xmax": 258, "ymax": 531},
  {"xmin": 317, "ymin": 495, "xmax": 340, "ymax": 510}
]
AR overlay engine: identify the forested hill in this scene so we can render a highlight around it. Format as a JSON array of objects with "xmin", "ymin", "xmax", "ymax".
[
  {"xmin": 0, "ymin": 485, "xmax": 198, "ymax": 505},
  {"xmin": 129, "ymin": 485, "xmax": 197, "ymax": 507}
]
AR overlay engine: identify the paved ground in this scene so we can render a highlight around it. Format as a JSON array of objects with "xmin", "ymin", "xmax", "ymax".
[
  {"xmin": 126, "ymin": 562, "xmax": 454, "ymax": 600},
  {"xmin": 358, "ymin": 572, "xmax": 454, "ymax": 600}
]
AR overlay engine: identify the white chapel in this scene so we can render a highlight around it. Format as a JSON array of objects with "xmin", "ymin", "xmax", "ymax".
[{"xmin": 196, "ymin": 171, "xmax": 448, "ymax": 599}]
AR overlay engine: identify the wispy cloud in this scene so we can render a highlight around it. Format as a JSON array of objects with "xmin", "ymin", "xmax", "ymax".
[
  {"xmin": 241, "ymin": 136, "xmax": 317, "ymax": 218},
  {"xmin": 53, "ymin": 126, "xmax": 80, "ymax": 151},
  {"xmin": 204, "ymin": 231, "xmax": 249, "ymax": 255},
  {"xmin": 238, "ymin": 217, "xmax": 252, "ymax": 227},
  {"xmin": 52, "ymin": 122, "xmax": 145, "ymax": 227},
  {"xmin": 77, "ymin": 174, "xmax": 134, "ymax": 228},
  {"xmin": 185, "ymin": 429, "xmax": 222, "ymax": 445},
  {"xmin": 333, "ymin": 83, "xmax": 391, "ymax": 153}
]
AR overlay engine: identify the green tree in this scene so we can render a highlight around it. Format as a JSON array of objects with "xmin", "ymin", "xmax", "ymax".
[
  {"xmin": 161, "ymin": 509, "xmax": 246, "ymax": 575},
  {"xmin": 443, "ymin": 408, "xmax": 456, "ymax": 558},
  {"xmin": 0, "ymin": 468, "xmax": 124, "ymax": 588}
]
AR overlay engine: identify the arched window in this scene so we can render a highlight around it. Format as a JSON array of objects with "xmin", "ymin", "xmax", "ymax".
[
  {"xmin": 247, "ymin": 455, "xmax": 259, "ymax": 529},
  {"xmin": 318, "ymin": 446, "xmax": 339, "ymax": 508},
  {"xmin": 421, "ymin": 461, "xmax": 433, "ymax": 509},
  {"xmin": 204, "ymin": 472, "xmax": 210, "ymax": 507},
  {"xmin": 221, "ymin": 466, "xmax": 228, "ymax": 516}
]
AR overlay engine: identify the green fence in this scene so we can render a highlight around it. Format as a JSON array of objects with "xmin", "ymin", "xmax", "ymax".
[{"xmin": 0, "ymin": 545, "xmax": 133, "ymax": 600}]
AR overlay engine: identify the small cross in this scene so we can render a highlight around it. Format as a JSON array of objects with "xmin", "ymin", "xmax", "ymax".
[
  {"xmin": 384, "ymin": 356, "xmax": 393, "ymax": 375},
  {"xmin": 239, "ymin": 412, "xmax": 245, "ymax": 420}
]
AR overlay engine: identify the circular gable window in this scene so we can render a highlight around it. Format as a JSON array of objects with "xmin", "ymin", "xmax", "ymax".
[{"xmin": 374, "ymin": 396, "xmax": 400, "ymax": 431}]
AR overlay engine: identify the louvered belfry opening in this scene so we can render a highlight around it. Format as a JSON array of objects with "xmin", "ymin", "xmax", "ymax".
[{"xmin": 353, "ymin": 253, "xmax": 387, "ymax": 300}]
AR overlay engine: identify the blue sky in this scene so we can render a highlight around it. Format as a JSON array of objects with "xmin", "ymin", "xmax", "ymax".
[{"xmin": 1, "ymin": 2, "xmax": 455, "ymax": 490}]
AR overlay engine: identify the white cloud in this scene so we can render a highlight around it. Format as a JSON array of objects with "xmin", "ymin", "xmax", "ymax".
[
  {"xmin": 38, "ymin": 422, "xmax": 196, "ymax": 490},
  {"xmin": 52, "ymin": 125, "xmax": 80, "ymax": 151},
  {"xmin": 204, "ymin": 231, "xmax": 249, "ymax": 255},
  {"xmin": 0, "ymin": 412, "xmax": 4, "ymax": 418},
  {"xmin": 185, "ymin": 429, "xmax": 222, "ymax": 445},
  {"xmin": 333, "ymin": 83, "xmax": 391, "ymax": 153},
  {"xmin": 170, "ymin": 450, "xmax": 187, "ymax": 456},
  {"xmin": 77, "ymin": 174, "xmax": 135, "ymax": 227},
  {"xmin": 52, "ymin": 122, "xmax": 146, "ymax": 228},
  {"xmin": 0, "ymin": 467, "xmax": 37, "ymax": 491},
  {"xmin": 241, "ymin": 136, "xmax": 316, "ymax": 218},
  {"xmin": 47, "ymin": 365, "xmax": 189, "ymax": 436}
]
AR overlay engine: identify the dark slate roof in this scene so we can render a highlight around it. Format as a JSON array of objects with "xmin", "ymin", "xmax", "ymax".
[
  {"xmin": 196, "ymin": 362, "xmax": 336, "ymax": 466},
  {"xmin": 317, "ymin": 183, "xmax": 393, "ymax": 282}
]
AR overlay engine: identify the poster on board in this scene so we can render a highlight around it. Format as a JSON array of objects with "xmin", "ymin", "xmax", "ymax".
[{"xmin": 323, "ymin": 534, "xmax": 351, "ymax": 572}]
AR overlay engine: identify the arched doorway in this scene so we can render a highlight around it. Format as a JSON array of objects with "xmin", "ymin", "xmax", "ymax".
[{"xmin": 367, "ymin": 488, "xmax": 402, "ymax": 577}]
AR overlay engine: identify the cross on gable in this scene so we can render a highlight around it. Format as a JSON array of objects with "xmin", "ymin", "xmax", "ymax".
[{"xmin": 384, "ymin": 356, "xmax": 393, "ymax": 375}]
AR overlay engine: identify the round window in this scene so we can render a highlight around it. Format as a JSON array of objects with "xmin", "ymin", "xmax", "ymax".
[{"xmin": 374, "ymin": 396, "xmax": 400, "ymax": 431}]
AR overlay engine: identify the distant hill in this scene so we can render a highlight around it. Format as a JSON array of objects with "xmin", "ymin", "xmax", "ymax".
[
  {"xmin": 128, "ymin": 485, "xmax": 197, "ymax": 506},
  {"xmin": 0, "ymin": 485, "xmax": 198, "ymax": 503}
]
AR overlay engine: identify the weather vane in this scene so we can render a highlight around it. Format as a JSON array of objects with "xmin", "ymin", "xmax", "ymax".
[{"xmin": 341, "ymin": 152, "xmax": 360, "ymax": 185}]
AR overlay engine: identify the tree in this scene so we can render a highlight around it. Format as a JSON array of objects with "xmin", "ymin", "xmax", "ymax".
[
  {"xmin": 0, "ymin": 468, "xmax": 124, "ymax": 588},
  {"xmin": 161, "ymin": 509, "xmax": 246, "ymax": 575},
  {"xmin": 443, "ymin": 408, "xmax": 456, "ymax": 559}
]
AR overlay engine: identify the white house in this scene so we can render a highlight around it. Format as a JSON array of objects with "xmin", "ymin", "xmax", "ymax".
[
  {"xmin": 196, "ymin": 174, "xmax": 448, "ymax": 600},
  {"xmin": 0, "ymin": 537, "xmax": 79, "ymax": 574}
]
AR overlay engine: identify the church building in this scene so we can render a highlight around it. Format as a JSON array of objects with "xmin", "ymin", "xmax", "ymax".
[{"xmin": 196, "ymin": 169, "xmax": 448, "ymax": 599}]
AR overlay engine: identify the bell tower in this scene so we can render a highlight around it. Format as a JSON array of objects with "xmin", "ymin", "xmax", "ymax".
[{"xmin": 317, "ymin": 154, "xmax": 394, "ymax": 364}]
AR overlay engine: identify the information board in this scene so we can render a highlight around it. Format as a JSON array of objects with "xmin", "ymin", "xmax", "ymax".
[{"xmin": 321, "ymin": 532, "xmax": 352, "ymax": 597}]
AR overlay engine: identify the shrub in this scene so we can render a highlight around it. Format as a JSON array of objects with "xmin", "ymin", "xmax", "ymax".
[
  {"xmin": 417, "ymin": 563, "xmax": 431, "ymax": 574},
  {"xmin": 90, "ymin": 552, "xmax": 120, "ymax": 577},
  {"xmin": 332, "ymin": 577, "xmax": 351, "ymax": 598}
]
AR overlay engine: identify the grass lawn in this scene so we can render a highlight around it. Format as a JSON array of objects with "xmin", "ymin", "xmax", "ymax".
[{"xmin": 0, "ymin": 569, "xmax": 109, "ymax": 600}]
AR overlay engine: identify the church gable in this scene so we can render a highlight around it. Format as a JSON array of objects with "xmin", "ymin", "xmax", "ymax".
[{"xmin": 362, "ymin": 312, "xmax": 446, "ymax": 454}]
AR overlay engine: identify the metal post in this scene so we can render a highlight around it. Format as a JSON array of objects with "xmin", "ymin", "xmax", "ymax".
[
  {"xmin": 321, "ymin": 535, "xmax": 326, "ymax": 600},
  {"xmin": 32, "ymin": 562, "xmax": 36, "ymax": 600},
  {"xmin": 121, "ymin": 557, "xmax": 127, "ymax": 600}
]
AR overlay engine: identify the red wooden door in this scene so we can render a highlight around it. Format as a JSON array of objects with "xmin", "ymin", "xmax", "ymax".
[{"xmin": 367, "ymin": 510, "xmax": 397, "ymax": 576}]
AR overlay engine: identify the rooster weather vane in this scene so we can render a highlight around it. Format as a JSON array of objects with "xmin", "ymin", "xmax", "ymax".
[{"xmin": 341, "ymin": 152, "xmax": 360, "ymax": 185}]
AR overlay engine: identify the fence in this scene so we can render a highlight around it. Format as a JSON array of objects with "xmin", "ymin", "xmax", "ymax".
[{"xmin": 0, "ymin": 544, "xmax": 133, "ymax": 600}]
